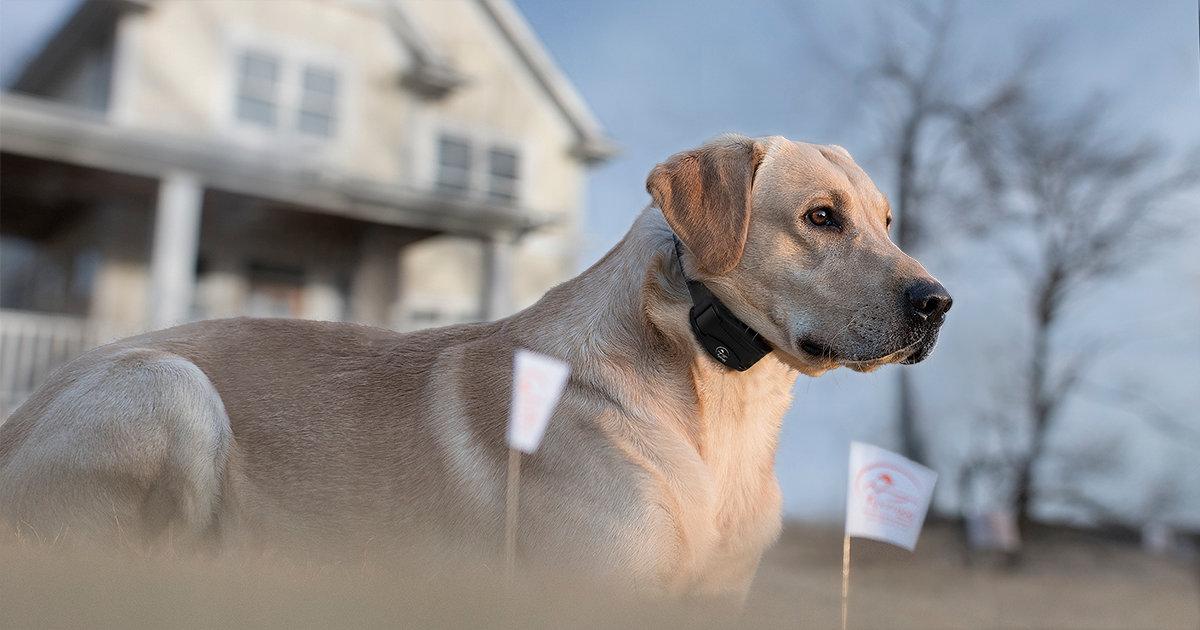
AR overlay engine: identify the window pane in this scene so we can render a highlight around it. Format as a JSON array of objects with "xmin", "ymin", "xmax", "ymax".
[
  {"xmin": 439, "ymin": 136, "xmax": 471, "ymax": 168},
  {"xmin": 237, "ymin": 96, "xmax": 276, "ymax": 127},
  {"xmin": 298, "ymin": 65, "xmax": 338, "ymax": 137},
  {"xmin": 235, "ymin": 50, "xmax": 279, "ymax": 128},
  {"xmin": 488, "ymin": 147, "xmax": 519, "ymax": 203},
  {"xmin": 298, "ymin": 110, "xmax": 332, "ymax": 136},
  {"xmin": 240, "ymin": 52, "xmax": 279, "ymax": 82},
  {"xmin": 489, "ymin": 148, "xmax": 518, "ymax": 178},
  {"xmin": 303, "ymin": 66, "xmax": 338, "ymax": 95},
  {"xmin": 437, "ymin": 167, "xmax": 471, "ymax": 194},
  {"xmin": 488, "ymin": 181, "xmax": 517, "ymax": 203},
  {"xmin": 437, "ymin": 135, "xmax": 472, "ymax": 194}
]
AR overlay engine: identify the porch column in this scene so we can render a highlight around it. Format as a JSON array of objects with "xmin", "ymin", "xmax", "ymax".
[
  {"xmin": 351, "ymin": 228, "xmax": 401, "ymax": 327},
  {"xmin": 148, "ymin": 170, "xmax": 203, "ymax": 329},
  {"xmin": 481, "ymin": 232, "xmax": 515, "ymax": 321}
]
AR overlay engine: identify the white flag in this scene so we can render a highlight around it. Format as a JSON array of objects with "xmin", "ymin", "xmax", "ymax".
[
  {"xmin": 845, "ymin": 441, "xmax": 937, "ymax": 551},
  {"xmin": 507, "ymin": 350, "xmax": 571, "ymax": 454}
]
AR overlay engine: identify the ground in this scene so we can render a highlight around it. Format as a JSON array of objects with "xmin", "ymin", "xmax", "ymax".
[
  {"xmin": 1, "ymin": 522, "xmax": 1196, "ymax": 628},
  {"xmin": 749, "ymin": 523, "xmax": 1200, "ymax": 629}
]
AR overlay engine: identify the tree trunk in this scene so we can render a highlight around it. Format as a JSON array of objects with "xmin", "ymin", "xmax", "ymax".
[
  {"xmin": 897, "ymin": 369, "xmax": 926, "ymax": 464},
  {"xmin": 894, "ymin": 115, "xmax": 928, "ymax": 464},
  {"xmin": 895, "ymin": 118, "xmax": 922, "ymax": 252},
  {"xmin": 1014, "ymin": 297, "xmax": 1054, "ymax": 528}
]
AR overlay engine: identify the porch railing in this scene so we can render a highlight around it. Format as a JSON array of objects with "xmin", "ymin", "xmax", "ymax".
[
  {"xmin": 0, "ymin": 308, "xmax": 484, "ymax": 419},
  {"xmin": 0, "ymin": 310, "xmax": 110, "ymax": 418}
]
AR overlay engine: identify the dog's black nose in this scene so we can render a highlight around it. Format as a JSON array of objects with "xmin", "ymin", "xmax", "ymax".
[{"xmin": 905, "ymin": 280, "xmax": 953, "ymax": 322}]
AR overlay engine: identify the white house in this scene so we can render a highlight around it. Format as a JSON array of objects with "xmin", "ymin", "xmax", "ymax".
[{"xmin": 0, "ymin": 0, "xmax": 615, "ymax": 415}]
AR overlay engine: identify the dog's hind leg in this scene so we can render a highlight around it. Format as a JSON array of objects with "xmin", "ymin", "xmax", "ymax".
[{"xmin": 0, "ymin": 349, "xmax": 232, "ymax": 549}]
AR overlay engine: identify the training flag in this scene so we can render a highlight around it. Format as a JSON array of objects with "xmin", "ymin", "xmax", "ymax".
[
  {"xmin": 507, "ymin": 349, "xmax": 571, "ymax": 454},
  {"xmin": 845, "ymin": 441, "xmax": 938, "ymax": 551}
]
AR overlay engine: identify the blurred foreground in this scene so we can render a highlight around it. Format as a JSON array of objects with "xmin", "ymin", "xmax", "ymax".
[
  {"xmin": 753, "ymin": 523, "xmax": 1199, "ymax": 629},
  {"xmin": 3, "ymin": 521, "xmax": 1196, "ymax": 629}
]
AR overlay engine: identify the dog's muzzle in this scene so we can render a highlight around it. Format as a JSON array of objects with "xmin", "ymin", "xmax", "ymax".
[{"xmin": 900, "ymin": 328, "xmax": 941, "ymax": 364}]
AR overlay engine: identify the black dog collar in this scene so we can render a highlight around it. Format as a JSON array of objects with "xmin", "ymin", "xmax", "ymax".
[{"xmin": 672, "ymin": 235, "xmax": 772, "ymax": 371}]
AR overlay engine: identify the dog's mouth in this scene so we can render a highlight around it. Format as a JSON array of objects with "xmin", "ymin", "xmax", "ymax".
[
  {"xmin": 899, "ymin": 329, "xmax": 940, "ymax": 364},
  {"xmin": 798, "ymin": 332, "xmax": 935, "ymax": 368},
  {"xmin": 798, "ymin": 339, "xmax": 832, "ymax": 358}
]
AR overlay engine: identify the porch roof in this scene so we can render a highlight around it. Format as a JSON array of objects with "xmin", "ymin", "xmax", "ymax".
[{"xmin": 0, "ymin": 93, "xmax": 550, "ymax": 238}]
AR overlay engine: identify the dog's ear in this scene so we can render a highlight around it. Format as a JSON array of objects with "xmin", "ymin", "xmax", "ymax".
[{"xmin": 646, "ymin": 136, "xmax": 766, "ymax": 275}]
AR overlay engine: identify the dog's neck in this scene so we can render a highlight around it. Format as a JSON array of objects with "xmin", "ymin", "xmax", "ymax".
[{"xmin": 521, "ymin": 208, "xmax": 799, "ymax": 466}]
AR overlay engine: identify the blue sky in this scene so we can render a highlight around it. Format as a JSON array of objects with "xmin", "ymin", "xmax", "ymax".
[
  {"xmin": 5, "ymin": 0, "xmax": 1195, "ymax": 270},
  {"xmin": 515, "ymin": 0, "xmax": 1200, "ymax": 520},
  {"xmin": 3, "ymin": 0, "xmax": 1198, "ymax": 521},
  {"xmin": 3, "ymin": 1, "xmax": 1195, "ymax": 265}
]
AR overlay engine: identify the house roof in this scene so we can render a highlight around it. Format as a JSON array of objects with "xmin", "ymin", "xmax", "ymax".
[
  {"xmin": 474, "ymin": 0, "xmax": 618, "ymax": 163},
  {"xmin": 11, "ymin": 0, "xmax": 617, "ymax": 164},
  {"xmin": 10, "ymin": 0, "xmax": 149, "ymax": 95}
]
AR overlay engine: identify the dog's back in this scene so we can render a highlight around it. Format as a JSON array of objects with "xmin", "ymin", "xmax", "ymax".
[{"xmin": 0, "ymin": 317, "xmax": 511, "ymax": 552}]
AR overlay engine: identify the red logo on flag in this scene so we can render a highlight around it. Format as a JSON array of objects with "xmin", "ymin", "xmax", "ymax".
[{"xmin": 855, "ymin": 463, "xmax": 920, "ymax": 527}]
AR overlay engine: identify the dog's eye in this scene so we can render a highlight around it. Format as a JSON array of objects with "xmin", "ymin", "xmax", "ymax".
[
  {"xmin": 886, "ymin": 216, "xmax": 893, "ymax": 228},
  {"xmin": 806, "ymin": 207, "xmax": 837, "ymax": 228}
]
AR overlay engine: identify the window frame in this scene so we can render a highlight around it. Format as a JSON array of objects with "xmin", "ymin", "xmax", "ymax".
[
  {"xmin": 435, "ymin": 134, "xmax": 474, "ymax": 195},
  {"xmin": 233, "ymin": 49, "xmax": 283, "ymax": 130},
  {"xmin": 429, "ymin": 128, "xmax": 526, "ymax": 205},
  {"xmin": 486, "ymin": 146, "xmax": 520, "ymax": 204},
  {"xmin": 296, "ymin": 63, "xmax": 340, "ymax": 138},
  {"xmin": 222, "ymin": 31, "xmax": 348, "ymax": 146}
]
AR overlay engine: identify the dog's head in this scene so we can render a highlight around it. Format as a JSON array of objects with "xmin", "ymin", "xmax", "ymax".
[{"xmin": 647, "ymin": 134, "xmax": 951, "ymax": 374}]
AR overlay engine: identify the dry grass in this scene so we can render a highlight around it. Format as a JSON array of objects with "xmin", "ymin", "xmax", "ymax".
[
  {"xmin": 2, "ymin": 522, "xmax": 1196, "ymax": 629},
  {"xmin": 749, "ymin": 523, "xmax": 1200, "ymax": 629}
]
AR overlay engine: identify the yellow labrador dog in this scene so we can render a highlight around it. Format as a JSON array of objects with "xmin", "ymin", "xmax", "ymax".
[{"xmin": 0, "ymin": 135, "xmax": 950, "ymax": 602}]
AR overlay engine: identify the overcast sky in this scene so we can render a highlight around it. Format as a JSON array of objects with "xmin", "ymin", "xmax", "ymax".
[{"xmin": 3, "ymin": 0, "xmax": 1198, "ymax": 522}]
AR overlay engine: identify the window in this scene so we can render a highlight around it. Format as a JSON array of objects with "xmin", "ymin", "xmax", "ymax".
[
  {"xmin": 235, "ymin": 50, "xmax": 281, "ymax": 128},
  {"xmin": 232, "ymin": 49, "xmax": 340, "ymax": 138},
  {"xmin": 436, "ymin": 135, "xmax": 472, "ymax": 194},
  {"xmin": 298, "ymin": 65, "xmax": 338, "ymax": 137},
  {"xmin": 434, "ymin": 133, "xmax": 522, "ymax": 203},
  {"xmin": 487, "ymin": 147, "xmax": 519, "ymax": 204}
]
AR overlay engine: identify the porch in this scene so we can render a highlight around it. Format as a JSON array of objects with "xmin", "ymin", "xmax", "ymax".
[{"xmin": 0, "ymin": 93, "xmax": 538, "ymax": 417}]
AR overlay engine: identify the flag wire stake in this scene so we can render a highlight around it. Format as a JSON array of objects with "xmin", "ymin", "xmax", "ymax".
[
  {"xmin": 504, "ymin": 447, "xmax": 522, "ymax": 580},
  {"xmin": 841, "ymin": 533, "xmax": 851, "ymax": 630}
]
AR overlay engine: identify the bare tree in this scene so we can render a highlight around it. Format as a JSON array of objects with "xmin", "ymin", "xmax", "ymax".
[
  {"xmin": 853, "ymin": 0, "xmax": 1035, "ymax": 464},
  {"xmin": 960, "ymin": 94, "xmax": 1200, "ymax": 530}
]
